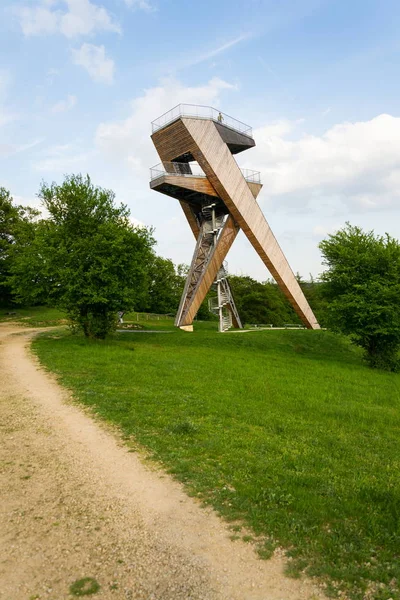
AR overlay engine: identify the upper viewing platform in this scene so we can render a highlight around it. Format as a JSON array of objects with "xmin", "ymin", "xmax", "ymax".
[
  {"xmin": 151, "ymin": 104, "xmax": 253, "ymax": 138},
  {"xmin": 151, "ymin": 104, "xmax": 255, "ymax": 157}
]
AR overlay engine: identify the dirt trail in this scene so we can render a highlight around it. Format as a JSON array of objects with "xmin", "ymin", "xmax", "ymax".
[{"xmin": 0, "ymin": 324, "xmax": 324, "ymax": 600}]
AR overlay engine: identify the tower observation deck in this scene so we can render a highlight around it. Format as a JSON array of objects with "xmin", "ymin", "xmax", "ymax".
[{"xmin": 149, "ymin": 104, "xmax": 320, "ymax": 331}]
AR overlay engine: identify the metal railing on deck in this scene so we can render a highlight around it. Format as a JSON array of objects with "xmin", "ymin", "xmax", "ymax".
[
  {"xmin": 240, "ymin": 168, "xmax": 261, "ymax": 184},
  {"xmin": 150, "ymin": 162, "xmax": 205, "ymax": 180},
  {"xmin": 151, "ymin": 104, "xmax": 253, "ymax": 138},
  {"xmin": 150, "ymin": 162, "xmax": 261, "ymax": 184}
]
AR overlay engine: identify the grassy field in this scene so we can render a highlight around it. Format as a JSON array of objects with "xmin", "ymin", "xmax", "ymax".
[
  {"xmin": 32, "ymin": 324, "xmax": 400, "ymax": 600},
  {"xmin": 0, "ymin": 305, "xmax": 67, "ymax": 327},
  {"xmin": 0, "ymin": 306, "xmax": 195, "ymax": 330}
]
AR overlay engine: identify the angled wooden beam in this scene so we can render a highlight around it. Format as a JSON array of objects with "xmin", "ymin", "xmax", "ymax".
[
  {"xmin": 176, "ymin": 215, "xmax": 240, "ymax": 326},
  {"xmin": 179, "ymin": 201, "xmax": 199, "ymax": 238}
]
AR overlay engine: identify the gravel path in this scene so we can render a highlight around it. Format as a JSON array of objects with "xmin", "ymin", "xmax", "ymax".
[{"xmin": 0, "ymin": 324, "xmax": 324, "ymax": 600}]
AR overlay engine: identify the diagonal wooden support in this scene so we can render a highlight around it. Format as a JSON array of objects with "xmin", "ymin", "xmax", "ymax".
[
  {"xmin": 178, "ymin": 179, "xmax": 261, "ymax": 239},
  {"xmin": 179, "ymin": 201, "xmax": 200, "ymax": 238},
  {"xmin": 176, "ymin": 215, "xmax": 240, "ymax": 327}
]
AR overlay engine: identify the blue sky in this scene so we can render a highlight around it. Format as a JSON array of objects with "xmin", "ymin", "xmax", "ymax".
[{"xmin": 2, "ymin": 0, "xmax": 400, "ymax": 280}]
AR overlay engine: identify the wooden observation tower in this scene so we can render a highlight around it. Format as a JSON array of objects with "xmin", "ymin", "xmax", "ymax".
[{"xmin": 150, "ymin": 104, "xmax": 320, "ymax": 332}]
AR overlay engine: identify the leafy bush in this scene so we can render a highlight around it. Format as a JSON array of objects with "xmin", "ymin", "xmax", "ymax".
[{"xmin": 320, "ymin": 223, "xmax": 400, "ymax": 371}]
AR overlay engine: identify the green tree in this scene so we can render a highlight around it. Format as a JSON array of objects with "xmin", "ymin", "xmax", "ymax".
[
  {"xmin": 229, "ymin": 275, "xmax": 299, "ymax": 326},
  {"xmin": 319, "ymin": 223, "xmax": 400, "ymax": 371},
  {"xmin": 10, "ymin": 175, "xmax": 155, "ymax": 338},
  {"xmin": 144, "ymin": 260, "xmax": 213, "ymax": 321},
  {"xmin": 296, "ymin": 273, "xmax": 328, "ymax": 327},
  {"xmin": 0, "ymin": 188, "xmax": 38, "ymax": 306},
  {"xmin": 146, "ymin": 257, "xmax": 185, "ymax": 314}
]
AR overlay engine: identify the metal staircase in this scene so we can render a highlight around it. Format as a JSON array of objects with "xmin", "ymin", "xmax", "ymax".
[
  {"xmin": 175, "ymin": 205, "xmax": 242, "ymax": 331},
  {"xmin": 208, "ymin": 262, "xmax": 242, "ymax": 332}
]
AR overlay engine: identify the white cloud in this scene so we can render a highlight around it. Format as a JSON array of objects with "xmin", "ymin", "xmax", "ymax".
[
  {"xmin": 51, "ymin": 94, "xmax": 77, "ymax": 113},
  {"xmin": 33, "ymin": 142, "xmax": 94, "ymax": 172},
  {"xmin": 95, "ymin": 76, "xmax": 236, "ymax": 173},
  {"xmin": 72, "ymin": 43, "xmax": 114, "ymax": 84},
  {"xmin": 123, "ymin": 0, "xmax": 154, "ymax": 11},
  {"xmin": 17, "ymin": 5, "xmax": 59, "ymax": 35},
  {"xmin": 16, "ymin": 0, "xmax": 121, "ymax": 38},
  {"xmin": 240, "ymin": 113, "xmax": 400, "ymax": 213},
  {"xmin": 255, "ymin": 119, "xmax": 294, "ymax": 139},
  {"xmin": 60, "ymin": 0, "xmax": 120, "ymax": 37}
]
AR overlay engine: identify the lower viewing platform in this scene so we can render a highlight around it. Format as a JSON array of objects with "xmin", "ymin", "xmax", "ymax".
[
  {"xmin": 150, "ymin": 162, "xmax": 262, "ymax": 207},
  {"xmin": 150, "ymin": 162, "xmax": 261, "ymax": 184}
]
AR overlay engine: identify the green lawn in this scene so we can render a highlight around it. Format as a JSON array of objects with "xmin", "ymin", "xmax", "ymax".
[
  {"xmin": 0, "ymin": 305, "xmax": 67, "ymax": 327},
  {"xmin": 0, "ymin": 305, "xmax": 212, "ymax": 330},
  {"xmin": 32, "ymin": 326, "xmax": 400, "ymax": 600}
]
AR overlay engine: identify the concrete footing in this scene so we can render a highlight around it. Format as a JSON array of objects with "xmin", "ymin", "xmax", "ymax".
[{"xmin": 179, "ymin": 325, "xmax": 194, "ymax": 332}]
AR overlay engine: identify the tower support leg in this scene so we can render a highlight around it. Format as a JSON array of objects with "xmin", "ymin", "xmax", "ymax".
[{"xmin": 175, "ymin": 214, "xmax": 241, "ymax": 328}]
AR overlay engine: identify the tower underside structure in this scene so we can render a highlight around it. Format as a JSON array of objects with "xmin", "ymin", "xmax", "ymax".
[{"xmin": 150, "ymin": 104, "xmax": 320, "ymax": 331}]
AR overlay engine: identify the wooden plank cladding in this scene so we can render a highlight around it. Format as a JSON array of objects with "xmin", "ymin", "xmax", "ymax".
[
  {"xmin": 247, "ymin": 182, "xmax": 262, "ymax": 200},
  {"xmin": 151, "ymin": 175, "xmax": 219, "ymax": 198},
  {"xmin": 150, "ymin": 113, "xmax": 320, "ymax": 330},
  {"xmin": 151, "ymin": 174, "xmax": 261, "ymax": 204}
]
